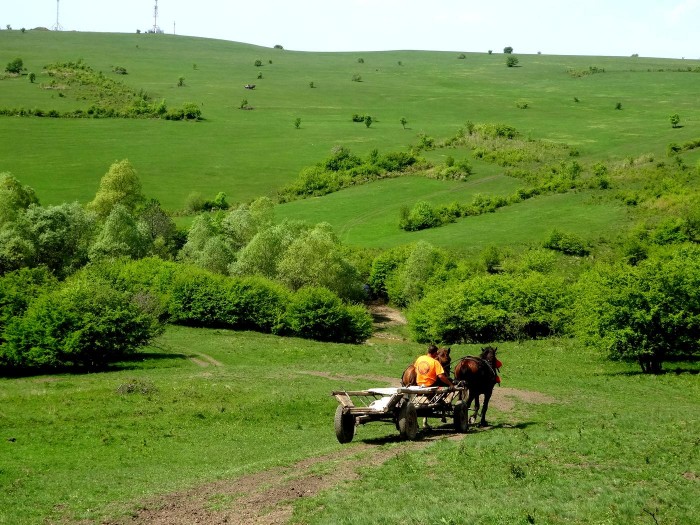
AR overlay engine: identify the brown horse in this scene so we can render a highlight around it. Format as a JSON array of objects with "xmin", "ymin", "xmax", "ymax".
[
  {"xmin": 453, "ymin": 346, "xmax": 501, "ymax": 427},
  {"xmin": 401, "ymin": 347, "xmax": 452, "ymax": 387}
]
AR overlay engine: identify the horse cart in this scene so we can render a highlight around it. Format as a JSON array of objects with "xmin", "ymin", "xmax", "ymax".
[{"xmin": 331, "ymin": 385, "xmax": 468, "ymax": 443}]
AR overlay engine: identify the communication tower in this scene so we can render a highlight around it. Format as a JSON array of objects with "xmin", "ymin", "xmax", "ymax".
[
  {"xmin": 52, "ymin": 0, "xmax": 63, "ymax": 31},
  {"xmin": 152, "ymin": 0, "xmax": 161, "ymax": 33}
]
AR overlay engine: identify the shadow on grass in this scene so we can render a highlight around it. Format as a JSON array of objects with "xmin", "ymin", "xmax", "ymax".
[
  {"xmin": 359, "ymin": 420, "xmax": 537, "ymax": 445},
  {"xmin": 0, "ymin": 351, "xmax": 189, "ymax": 378}
]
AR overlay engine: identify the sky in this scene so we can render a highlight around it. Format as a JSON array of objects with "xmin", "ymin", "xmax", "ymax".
[{"xmin": 2, "ymin": 0, "xmax": 699, "ymax": 59}]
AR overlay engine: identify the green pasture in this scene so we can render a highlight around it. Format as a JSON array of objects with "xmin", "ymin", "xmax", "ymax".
[
  {"xmin": 1, "ymin": 30, "xmax": 699, "ymax": 212},
  {"xmin": 1, "ymin": 326, "xmax": 697, "ymax": 524},
  {"xmin": 277, "ymin": 177, "xmax": 630, "ymax": 251}
]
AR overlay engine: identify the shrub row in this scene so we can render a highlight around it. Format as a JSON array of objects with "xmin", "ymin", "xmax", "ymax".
[
  {"xmin": 278, "ymin": 147, "xmax": 421, "ymax": 201},
  {"xmin": 0, "ymin": 101, "xmax": 201, "ymax": 120},
  {"xmin": 408, "ymin": 272, "xmax": 571, "ymax": 344},
  {"xmin": 91, "ymin": 258, "xmax": 373, "ymax": 344}
]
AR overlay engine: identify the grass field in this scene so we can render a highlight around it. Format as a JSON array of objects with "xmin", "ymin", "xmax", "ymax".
[
  {"xmin": 1, "ymin": 326, "xmax": 698, "ymax": 524},
  {"xmin": 1, "ymin": 30, "xmax": 699, "ymax": 213}
]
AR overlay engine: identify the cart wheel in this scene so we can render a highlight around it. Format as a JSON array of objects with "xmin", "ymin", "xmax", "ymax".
[
  {"xmin": 398, "ymin": 402, "xmax": 418, "ymax": 440},
  {"xmin": 453, "ymin": 401, "xmax": 469, "ymax": 433},
  {"xmin": 334, "ymin": 405, "xmax": 355, "ymax": 444}
]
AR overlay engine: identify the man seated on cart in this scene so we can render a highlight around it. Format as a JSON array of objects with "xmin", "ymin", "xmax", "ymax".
[{"xmin": 415, "ymin": 345, "xmax": 455, "ymax": 388}]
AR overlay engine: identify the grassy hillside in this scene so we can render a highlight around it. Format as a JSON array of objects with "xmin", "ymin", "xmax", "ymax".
[
  {"xmin": 1, "ymin": 327, "xmax": 698, "ymax": 524},
  {"xmin": 1, "ymin": 30, "xmax": 699, "ymax": 217}
]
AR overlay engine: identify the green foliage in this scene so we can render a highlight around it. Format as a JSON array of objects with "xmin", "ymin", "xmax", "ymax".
[
  {"xmin": 5, "ymin": 57, "xmax": 23, "ymax": 74},
  {"xmin": 506, "ymin": 56, "xmax": 519, "ymax": 67},
  {"xmin": 351, "ymin": 73, "xmax": 362, "ymax": 82},
  {"xmin": 254, "ymin": 59, "xmax": 263, "ymax": 67},
  {"xmin": 503, "ymin": 47, "xmax": 513, "ymax": 54},
  {"xmin": 400, "ymin": 116, "xmax": 407, "ymax": 129},
  {"xmin": 28, "ymin": 72, "xmax": 35, "ymax": 83},
  {"xmin": 367, "ymin": 244, "xmax": 411, "ymax": 299},
  {"xmin": 399, "ymin": 201, "xmax": 440, "ymax": 231},
  {"xmin": 23, "ymin": 202, "xmax": 97, "ymax": 276},
  {"xmin": 543, "ymin": 229, "xmax": 590, "ymax": 256},
  {"xmin": 1, "ymin": 274, "xmax": 162, "ymax": 370},
  {"xmin": 284, "ymin": 286, "xmax": 372, "ymax": 343},
  {"xmin": 0, "ymin": 267, "xmax": 58, "ymax": 341},
  {"xmin": 294, "ymin": 117, "xmax": 301, "ymax": 129},
  {"xmin": 408, "ymin": 271, "xmax": 570, "ymax": 343},
  {"xmin": 669, "ymin": 113, "xmax": 681, "ymax": 128},
  {"xmin": 89, "ymin": 204, "xmax": 151, "ymax": 261},
  {"xmin": 364, "ymin": 115, "xmax": 373, "ymax": 128},
  {"xmin": 575, "ymin": 246, "xmax": 700, "ymax": 372},
  {"xmin": 87, "ymin": 159, "xmax": 145, "ymax": 219},
  {"xmin": 384, "ymin": 241, "xmax": 449, "ymax": 307},
  {"xmin": 0, "ymin": 173, "xmax": 39, "ymax": 226},
  {"xmin": 276, "ymin": 223, "xmax": 363, "ymax": 301}
]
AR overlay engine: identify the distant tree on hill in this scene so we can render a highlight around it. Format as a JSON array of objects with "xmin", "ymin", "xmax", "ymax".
[
  {"xmin": 5, "ymin": 57, "xmax": 23, "ymax": 74},
  {"xmin": 294, "ymin": 117, "xmax": 301, "ymax": 129},
  {"xmin": 670, "ymin": 113, "xmax": 681, "ymax": 128},
  {"xmin": 400, "ymin": 117, "xmax": 408, "ymax": 129},
  {"xmin": 28, "ymin": 72, "xmax": 35, "ymax": 83},
  {"xmin": 503, "ymin": 46, "xmax": 514, "ymax": 54},
  {"xmin": 364, "ymin": 115, "xmax": 373, "ymax": 128},
  {"xmin": 177, "ymin": 76, "xmax": 185, "ymax": 87},
  {"xmin": 506, "ymin": 56, "xmax": 519, "ymax": 67}
]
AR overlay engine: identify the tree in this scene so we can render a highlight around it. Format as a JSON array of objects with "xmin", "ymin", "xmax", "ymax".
[
  {"xmin": 575, "ymin": 246, "xmax": 700, "ymax": 373},
  {"xmin": 87, "ymin": 159, "xmax": 145, "ymax": 219},
  {"xmin": 670, "ymin": 113, "xmax": 681, "ymax": 128},
  {"xmin": 503, "ymin": 47, "xmax": 514, "ymax": 54},
  {"xmin": 506, "ymin": 56, "xmax": 519, "ymax": 67},
  {"xmin": 0, "ymin": 173, "xmax": 39, "ymax": 226},
  {"xmin": 364, "ymin": 115, "xmax": 373, "ymax": 128},
  {"xmin": 28, "ymin": 72, "xmax": 35, "ymax": 83},
  {"xmin": 277, "ymin": 223, "xmax": 363, "ymax": 301},
  {"xmin": 294, "ymin": 117, "xmax": 301, "ymax": 129},
  {"xmin": 5, "ymin": 57, "xmax": 23, "ymax": 74},
  {"xmin": 400, "ymin": 117, "xmax": 408, "ymax": 129},
  {"xmin": 24, "ymin": 202, "xmax": 97, "ymax": 276},
  {"xmin": 89, "ymin": 205, "xmax": 151, "ymax": 261}
]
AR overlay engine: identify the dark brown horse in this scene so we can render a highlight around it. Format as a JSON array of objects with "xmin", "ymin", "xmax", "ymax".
[
  {"xmin": 401, "ymin": 347, "xmax": 452, "ymax": 387},
  {"xmin": 453, "ymin": 346, "xmax": 501, "ymax": 427}
]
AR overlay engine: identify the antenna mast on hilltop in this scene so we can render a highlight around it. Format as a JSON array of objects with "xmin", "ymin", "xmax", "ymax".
[
  {"xmin": 52, "ymin": 0, "xmax": 63, "ymax": 31},
  {"xmin": 152, "ymin": 0, "xmax": 160, "ymax": 33}
]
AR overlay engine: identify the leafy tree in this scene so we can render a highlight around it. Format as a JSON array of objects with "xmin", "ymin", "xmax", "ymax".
[
  {"xmin": 670, "ymin": 113, "xmax": 681, "ymax": 128},
  {"xmin": 230, "ymin": 220, "xmax": 307, "ymax": 279},
  {"xmin": 575, "ymin": 246, "xmax": 700, "ymax": 373},
  {"xmin": 197, "ymin": 236, "xmax": 235, "ymax": 275},
  {"xmin": 178, "ymin": 214, "xmax": 218, "ymax": 262},
  {"xmin": 400, "ymin": 117, "xmax": 408, "ymax": 129},
  {"xmin": 277, "ymin": 223, "xmax": 363, "ymax": 301},
  {"xmin": 294, "ymin": 117, "xmax": 301, "ymax": 129},
  {"xmin": 386, "ymin": 241, "xmax": 447, "ymax": 307},
  {"xmin": 364, "ymin": 115, "xmax": 373, "ymax": 128},
  {"xmin": 89, "ymin": 205, "xmax": 151, "ymax": 261},
  {"xmin": 87, "ymin": 159, "xmax": 145, "ymax": 219},
  {"xmin": 503, "ymin": 47, "xmax": 514, "ymax": 54},
  {"xmin": 138, "ymin": 199, "xmax": 180, "ymax": 259},
  {"xmin": 506, "ymin": 56, "xmax": 519, "ymax": 67},
  {"xmin": 177, "ymin": 76, "xmax": 185, "ymax": 87},
  {"xmin": 24, "ymin": 202, "xmax": 97, "ymax": 276},
  {"xmin": 254, "ymin": 59, "xmax": 263, "ymax": 67},
  {"xmin": 28, "ymin": 72, "xmax": 35, "ymax": 83},
  {"xmin": 5, "ymin": 57, "xmax": 23, "ymax": 74},
  {"xmin": 0, "ymin": 173, "xmax": 39, "ymax": 226}
]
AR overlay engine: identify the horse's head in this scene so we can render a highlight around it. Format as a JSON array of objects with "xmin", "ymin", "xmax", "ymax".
[
  {"xmin": 480, "ymin": 346, "xmax": 502, "ymax": 381},
  {"xmin": 436, "ymin": 347, "xmax": 452, "ymax": 375}
]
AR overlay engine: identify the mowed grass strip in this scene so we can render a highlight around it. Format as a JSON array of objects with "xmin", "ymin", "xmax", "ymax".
[{"xmin": 1, "ymin": 328, "xmax": 698, "ymax": 524}]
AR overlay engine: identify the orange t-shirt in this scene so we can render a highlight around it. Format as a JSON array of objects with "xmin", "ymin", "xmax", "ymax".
[{"xmin": 415, "ymin": 354, "xmax": 444, "ymax": 387}]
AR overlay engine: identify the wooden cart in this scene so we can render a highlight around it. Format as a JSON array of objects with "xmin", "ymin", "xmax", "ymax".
[{"xmin": 331, "ymin": 385, "xmax": 469, "ymax": 443}]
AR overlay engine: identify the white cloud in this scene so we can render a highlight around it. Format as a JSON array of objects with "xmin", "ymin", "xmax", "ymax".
[{"xmin": 667, "ymin": 0, "xmax": 700, "ymax": 22}]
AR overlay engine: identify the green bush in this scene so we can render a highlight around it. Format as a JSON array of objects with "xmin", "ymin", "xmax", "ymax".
[
  {"xmin": 0, "ymin": 267, "xmax": 58, "ymax": 341},
  {"xmin": 1, "ymin": 275, "xmax": 162, "ymax": 370},
  {"xmin": 543, "ymin": 229, "xmax": 590, "ymax": 256},
  {"xmin": 284, "ymin": 287, "xmax": 371, "ymax": 343}
]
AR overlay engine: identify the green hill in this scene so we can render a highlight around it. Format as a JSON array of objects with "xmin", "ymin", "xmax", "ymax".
[{"xmin": 1, "ymin": 30, "xmax": 698, "ymax": 221}]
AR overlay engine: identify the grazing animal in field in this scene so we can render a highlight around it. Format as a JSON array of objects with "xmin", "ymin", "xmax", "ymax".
[
  {"xmin": 244, "ymin": 84, "xmax": 256, "ymax": 89},
  {"xmin": 401, "ymin": 347, "xmax": 452, "ymax": 387},
  {"xmin": 453, "ymin": 346, "xmax": 502, "ymax": 427}
]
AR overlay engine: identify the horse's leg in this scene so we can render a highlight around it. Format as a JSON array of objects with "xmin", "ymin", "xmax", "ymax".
[
  {"xmin": 479, "ymin": 389, "xmax": 493, "ymax": 427},
  {"xmin": 466, "ymin": 391, "xmax": 477, "ymax": 425}
]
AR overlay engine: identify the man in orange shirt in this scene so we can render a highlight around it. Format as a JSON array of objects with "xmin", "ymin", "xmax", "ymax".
[{"xmin": 415, "ymin": 345, "xmax": 454, "ymax": 388}]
